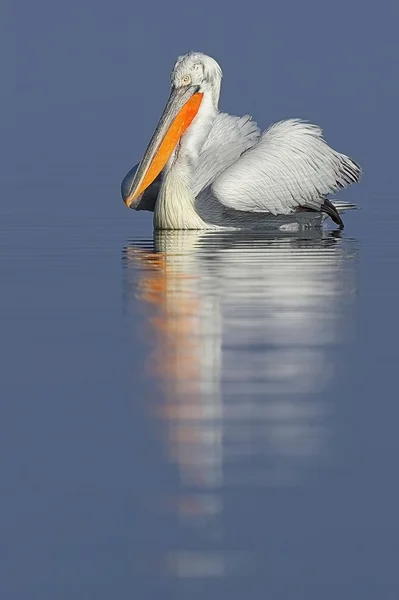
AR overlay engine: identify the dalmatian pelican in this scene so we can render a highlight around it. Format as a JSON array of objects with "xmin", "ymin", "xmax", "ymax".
[{"xmin": 121, "ymin": 52, "xmax": 361, "ymax": 230}]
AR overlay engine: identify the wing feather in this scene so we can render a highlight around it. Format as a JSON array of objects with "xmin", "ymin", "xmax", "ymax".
[
  {"xmin": 211, "ymin": 119, "xmax": 361, "ymax": 214},
  {"xmin": 192, "ymin": 113, "xmax": 260, "ymax": 196}
]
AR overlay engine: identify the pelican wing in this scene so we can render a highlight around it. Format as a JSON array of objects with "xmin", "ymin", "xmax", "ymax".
[
  {"xmin": 211, "ymin": 119, "xmax": 361, "ymax": 214},
  {"xmin": 192, "ymin": 113, "xmax": 260, "ymax": 196}
]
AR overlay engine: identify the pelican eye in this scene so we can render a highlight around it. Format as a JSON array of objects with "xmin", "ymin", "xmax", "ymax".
[{"xmin": 181, "ymin": 74, "xmax": 191, "ymax": 86}]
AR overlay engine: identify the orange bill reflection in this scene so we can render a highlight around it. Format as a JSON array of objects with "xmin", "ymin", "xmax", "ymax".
[{"xmin": 123, "ymin": 229, "xmax": 358, "ymax": 580}]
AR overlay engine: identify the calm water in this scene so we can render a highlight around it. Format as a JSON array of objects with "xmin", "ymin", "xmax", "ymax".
[
  {"xmin": 5, "ymin": 0, "xmax": 399, "ymax": 596},
  {"xmin": 1, "ymin": 195, "xmax": 399, "ymax": 598}
]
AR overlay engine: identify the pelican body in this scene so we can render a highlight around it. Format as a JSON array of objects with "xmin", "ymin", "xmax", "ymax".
[{"xmin": 122, "ymin": 52, "xmax": 361, "ymax": 230}]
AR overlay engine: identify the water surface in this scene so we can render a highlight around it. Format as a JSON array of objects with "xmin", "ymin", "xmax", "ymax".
[{"xmin": 1, "ymin": 197, "xmax": 399, "ymax": 598}]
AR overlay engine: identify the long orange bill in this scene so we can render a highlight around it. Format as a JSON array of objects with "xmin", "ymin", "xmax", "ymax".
[{"xmin": 122, "ymin": 86, "xmax": 203, "ymax": 208}]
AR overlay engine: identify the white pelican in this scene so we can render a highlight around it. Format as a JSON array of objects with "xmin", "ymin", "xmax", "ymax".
[{"xmin": 122, "ymin": 52, "xmax": 361, "ymax": 230}]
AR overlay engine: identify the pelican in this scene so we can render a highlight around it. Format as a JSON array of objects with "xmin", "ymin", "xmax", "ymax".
[{"xmin": 122, "ymin": 52, "xmax": 361, "ymax": 230}]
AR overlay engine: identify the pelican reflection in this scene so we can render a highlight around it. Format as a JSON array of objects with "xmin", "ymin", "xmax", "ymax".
[
  {"xmin": 123, "ymin": 229, "xmax": 357, "ymax": 492},
  {"xmin": 123, "ymin": 229, "xmax": 357, "ymax": 578}
]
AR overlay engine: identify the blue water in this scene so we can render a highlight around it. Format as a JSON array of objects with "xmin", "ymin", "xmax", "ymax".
[
  {"xmin": 2, "ymin": 197, "xmax": 398, "ymax": 598},
  {"xmin": 3, "ymin": 0, "xmax": 399, "ymax": 597}
]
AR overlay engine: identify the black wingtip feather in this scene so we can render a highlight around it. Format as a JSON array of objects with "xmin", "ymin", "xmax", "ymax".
[{"xmin": 322, "ymin": 199, "xmax": 345, "ymax": 229}]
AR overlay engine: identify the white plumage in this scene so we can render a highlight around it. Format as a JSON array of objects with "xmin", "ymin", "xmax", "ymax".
[
  {"xmin": 122, "ymin": 52, "xmax": 361, "ymax": 230},
  {"xmin": 211, "ymin": 118, "xmax": 360, "ymax": 214},
  {"xmin": 193, "ymin": 113, "xmax": 260, "ymax": 196}
]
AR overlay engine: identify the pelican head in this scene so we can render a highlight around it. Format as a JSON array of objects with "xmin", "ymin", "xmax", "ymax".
[{"xmin": 122, "ymin": 52, "xmax": 222, "ymax": 208}]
